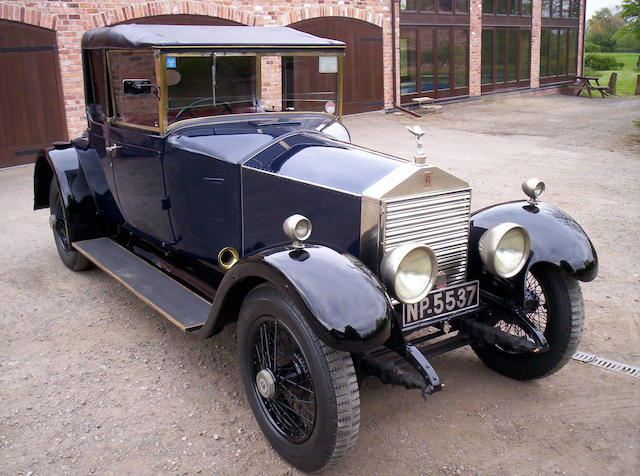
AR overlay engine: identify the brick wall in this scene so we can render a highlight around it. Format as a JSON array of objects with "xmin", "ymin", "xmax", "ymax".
[
  {"xmin": 1, "ymin": 0, "xmax": 586, "ymax": 139},
  {"xmin": 530, "ymin": 0, "xmax": 542, "ymax": 89},
  {"xmin": 1, "ymin": 0, "xmax": 392, "ymax": 138}
]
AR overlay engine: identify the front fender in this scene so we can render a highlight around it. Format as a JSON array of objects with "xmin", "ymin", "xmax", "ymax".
[
  {"xmin": 468, "ymin": 201, "xmax": 598, "ymax": 304},
  {"xmin": 196, "ymin": 244, "xmax": 393, "ymax": 353}
]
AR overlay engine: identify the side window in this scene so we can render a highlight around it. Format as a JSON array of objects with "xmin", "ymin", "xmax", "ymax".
[
  {"xmin": 86, "ymin": 50, "xmax": 109, "ymax": 121},
  {"xmin": 108, "ymin": 50, "xmax": 159, "ymax": 128}
]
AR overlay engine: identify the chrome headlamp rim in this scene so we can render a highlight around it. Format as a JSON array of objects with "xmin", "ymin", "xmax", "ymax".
[
  {"xmin": 380, "ymin": 243, "xmax": 438, "ymax": 304},
  {"xmin": 478, "ymin": 222, "xmax": 531, "ymax": 278}
]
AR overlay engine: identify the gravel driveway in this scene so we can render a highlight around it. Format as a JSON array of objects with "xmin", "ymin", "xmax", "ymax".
[{"xmin": 1, "ymin": 93, "xmax": 638, "ymax": 475}]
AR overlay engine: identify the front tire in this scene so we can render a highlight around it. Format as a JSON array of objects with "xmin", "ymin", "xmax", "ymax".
[
  {"xmin": 472, "ymin": 265, "xmax": 584, "ymax": 380},
  {"xmin": 237, "ymin": 284, "xmax": 360, "ymax": 472},
  {"xmin": 49, "ymin": 178, "xmax": 91, "ymax": 271}
]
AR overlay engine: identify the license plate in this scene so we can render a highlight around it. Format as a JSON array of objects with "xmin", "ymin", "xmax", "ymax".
[{"xmin": 402, "ymin": 280, "xmax": 480, "ymax": 329}]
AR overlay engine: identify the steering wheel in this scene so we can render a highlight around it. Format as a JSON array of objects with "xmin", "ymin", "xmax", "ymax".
[{"xmin": 174, "ymin": 97, "xmax": 233, "ymax": 122}]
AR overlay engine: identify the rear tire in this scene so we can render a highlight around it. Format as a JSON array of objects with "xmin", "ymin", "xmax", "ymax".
[
  {"xmin": 49, "ymin": 178, "xmax": 91, "ymax": 272},
  {"xmin": 237, "ymin": 284, "xmax": 360, "ymax": 472},
  {"xmin": 472, "ymin": 266, "xmax": 584, "ymax": 380}
]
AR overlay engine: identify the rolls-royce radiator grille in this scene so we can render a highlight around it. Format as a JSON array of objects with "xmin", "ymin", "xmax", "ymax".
[{"xmin": 382, "ymin": 188, "xmax": 471, "ymax": 284}]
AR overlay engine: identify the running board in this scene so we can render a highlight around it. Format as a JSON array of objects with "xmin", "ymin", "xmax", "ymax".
[{"xmin": 73, "ymin": 238, "xmax": 211, "ymax": 332}]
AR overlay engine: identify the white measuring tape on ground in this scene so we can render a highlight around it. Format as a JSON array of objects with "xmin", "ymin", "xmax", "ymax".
[{"xmin": 572, "ymin": 351, "xmax": 640, "ymax": 378}]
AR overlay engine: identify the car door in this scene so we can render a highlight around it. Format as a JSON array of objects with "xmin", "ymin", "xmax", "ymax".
[{"xmin": 106, "ymin": 49, "xmax": 175, "ymax": 245}]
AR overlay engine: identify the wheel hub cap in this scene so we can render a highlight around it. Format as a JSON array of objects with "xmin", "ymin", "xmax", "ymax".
[{"xmin": 256, "ymin": 369, "xmax": 276, "ymax": 399}]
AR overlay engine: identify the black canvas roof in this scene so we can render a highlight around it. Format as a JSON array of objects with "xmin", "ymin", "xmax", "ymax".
[{"xmin": 81, "ymin": 24, "xmax": 346, "ymax": 51}]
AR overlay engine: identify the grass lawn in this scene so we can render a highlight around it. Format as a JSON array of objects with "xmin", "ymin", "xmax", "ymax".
[{"xmin": 583, "ymin": 52, "xmax": 640, "ymax": 96}]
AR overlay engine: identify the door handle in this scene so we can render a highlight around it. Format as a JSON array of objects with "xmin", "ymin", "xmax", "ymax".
[{"xmin": 106, "ymin": 144, "xmax": 122, "ymax": 153}]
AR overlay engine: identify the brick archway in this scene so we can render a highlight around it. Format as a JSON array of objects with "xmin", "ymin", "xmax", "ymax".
[
  {"xmin": 89, "ymin": 1, "xmax": 256, "ymax": 28},
  {"xmin": 278, "ymin": 6, "xmax": 384, "ymax": 29},
  {"xmin": 0, "ymin": 2, "xmax": 57, "ymax": 29}
]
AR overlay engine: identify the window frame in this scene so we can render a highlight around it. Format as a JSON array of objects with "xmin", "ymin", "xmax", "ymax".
[{"xmin": 480, "ymin": 27, "xmax": 532, "ymax": 92}]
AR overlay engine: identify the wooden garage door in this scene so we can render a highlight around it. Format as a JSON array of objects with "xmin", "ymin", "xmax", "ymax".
[
  {"xmin": 0, "ymin": 21, "xmax": 67, "ymax": 168},
  {"xmin": 291, "ymin": 17, "xmax": 384, "ymax": 115},
  {"xmin": 118, "ymin": 14, "xmax": 241, "ymax": 26}
]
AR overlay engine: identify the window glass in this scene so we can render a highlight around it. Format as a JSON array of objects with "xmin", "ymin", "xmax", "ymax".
[
  {"xmin": 558, "ymin": 29, "xmax": 567, "ymax": 75},
  {"xmin": 483, "ymin": 0, "xmax": 494, "ymax": 14},
  {"xmin": 456, "ymin": 0, "xmax": 469, "ymax": 14},
  {"xmin": 108, "ymin": 50, "xmax": 159, "ymax": 128},
  {"xmin": 497, "ymin": 0, "xmax": 507, "ymax": 14},
  {"xmin": 549, "ymin": 29, "xmax": 558, "ymax": 76},
  {"xmin": 437, "ymin": 30, "xmax": 450, "ymax": 89},
  {"xmin": 542, "ymin": 0, "xmax": 550, "ymax": 17},
  {"xmin": 540, "ymin": 29, "xmax": 549, "ymax": 77},
  {"xmin": 88, "ymin": 50, "xmax": 108, "ymax": 121},
  {"xmin": 495, "ymin": 29, "xmax": 505, "ymax": 82},
  {"xmin": 440, "ymin": 0, "xmax": 453, "ymax": 13},
  {"xmin": 454, "ymin": 29, "xmax": 468, "ymax": 87},
  {"xmin": 519, "ymin": 30, "xmax": 530, "ymax": 80},
  {"xmin": 561, "ymin": 0, "xmax": 570, "ymax": 17},
  {"xmin": 282, "ymin": 56, "xmax": 338, "ymax": 113},
  {"xmin": 421, "ymin": 0, "xmax": 436, "ymax": 11},
  {"xmin": 507, "ymin": 30, "xmax": 517, "ymax": 81},
  {"xmin": 568, "ymin": 29, "xmax": 578, "ymax": 74},
  {"xmin": 420, "ymin": 29, "xmax": 435, "ymax": 92},
  {"xmin": 401, "ymin": 0, "xmax": 417, "ymax": 10},
  {"xmin": 510, "ymin": 0, "xmax": 519, "ymax": 15},
  {"xmin": 569, "ymin": 0, "xmax": 580, "ymax": 18},
  {"xmin": 521, "ymin": 0, "xmax": 532, "ymax": 15},
  {"xmin": 400, "ymin": 29, "xmax": 417, "ymax": 94},
  {"xmin": 481, "ymin": 29, "xmax": 494, "ymax": 84},
  {"xmin": 551, "ymin": 0, "xmax": 561, "ymax": 17}
]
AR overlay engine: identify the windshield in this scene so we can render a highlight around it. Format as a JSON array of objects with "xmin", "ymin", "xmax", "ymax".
[
  {"xmin": 165, "ymin": 53, "xmax": 341, "ymax": 125},
  {"xmin": 167, "ymin": 55, "xmax": 259, "ymax": 124}
]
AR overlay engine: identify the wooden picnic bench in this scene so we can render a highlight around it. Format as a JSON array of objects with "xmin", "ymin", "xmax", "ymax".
[{"xmin": 566, "ymin": 76, "xmax": 610, "ymax": 98}]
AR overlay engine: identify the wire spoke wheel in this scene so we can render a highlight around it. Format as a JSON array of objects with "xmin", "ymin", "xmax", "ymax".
[
  {"xmin": 251, "ymin": 318, "xmax": 316, "ymax": 443},
  {"xmin": 494, "ymin": 271, "xmax": 548, "ymax": 351}
]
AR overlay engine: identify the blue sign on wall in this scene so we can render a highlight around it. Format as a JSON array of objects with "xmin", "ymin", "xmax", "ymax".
[{"xmin": 166, "ymin": 57, "xmax": 177, "ymax": 69}]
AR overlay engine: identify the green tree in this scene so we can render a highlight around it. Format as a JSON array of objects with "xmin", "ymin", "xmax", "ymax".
[
  {"xmin": 620, "ymin": 0, "xmax": 640, "ymax": 41},
  {"xmin": 586, "ymin": 8, "xmax": 624, "ymax": 51}
]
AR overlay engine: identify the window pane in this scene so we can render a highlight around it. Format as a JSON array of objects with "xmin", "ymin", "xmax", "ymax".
[
  {"xmin": 420, "ymin": 29, "xmax": 435, "ymax": 92},
  {"xmin": 481, "ymin": 29, "xmax": 494, "ymax": 84},
  {"xmin": 497, "ymin": 0, "xmax": 507, "ymax": 14},
  {"xmin": 400, "ymin": 29, "xmax": 417, "ymax": 94},
  {"xmin": 558, "ymin": 29, "xmax": 567, "ymax": 76},
  {"xmin": 540, "ymin": 29, "xmax": 549, "ymax": 77},
  {"xmin": 437, "ymin": 29, "xmax": 450, "ymax": 89},
  {"xmin": 510, "ymin": 0, "xmax": 519, "ymax": 15},
  {"xmin": 551, "ymin": 0, "xmax": 560, "ymax": 17},
  {"xmin": 522, "ymin": 0, "xmax": 532, "ymax": 15},
  {"xmin": 456, "ymin": 0, "xmax": 469, "ymax": 14},
  {"xmin": 495, "ymin": 29, "xmax": 505, "ymax": 82},
  {"xmin": 483, "ymin": 0, "xmax": 494, "ymax": 14},
  {"xmin": 440, "ymin": 0, "xmax": 453, "ymax": 13},
  {"xmin": 549, "ymin": 29, "xmax": 558, "ymax": 76},
  {"xmin": 542, "ymin": 0, "xmax": 550, "ymax": 17},
  {"xmin": 401, "ymin": 0, "xmax": 417, "ymax": 10},
  {"xmin": 422, "ymin": 0, "xmax": 436, "ymax": 11},
  {"xmin": 88, "ymin": 50, "xmax": 108, "ymax": 119},
  {"xmin": 109, "ymin": 50, "xmax": 158, "ymax": 127},
  {"xmin": 568, "ymin": 29, "xmax": 577, "ymax": 74},
  {"xmin": 569, "ymin": 0, "xmax": 580, "ymax": 18},
  {"xmin": 454, "ymin": 29, "xmax": 469, "ymax": 87},
  {"xmin": 519, "ymin": 30, "xmax": 530, "ymax": 80},
  {"xmin": 561, "ymin": 0, "xmax": 569, "ymax": 17},
  {"xmin": 507, "ymin": 30, "xmax": 517, "ymax": 81}
]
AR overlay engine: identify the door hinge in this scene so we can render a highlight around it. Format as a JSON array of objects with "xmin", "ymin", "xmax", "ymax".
[{"xmin": 161, "ymin": 197, "xmax": 171, "ymax": 210}]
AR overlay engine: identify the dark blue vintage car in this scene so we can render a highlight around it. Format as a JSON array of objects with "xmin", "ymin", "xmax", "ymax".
[{"xmin": 34, "ymin": 24, "xmax": 597, "ymax": 471}]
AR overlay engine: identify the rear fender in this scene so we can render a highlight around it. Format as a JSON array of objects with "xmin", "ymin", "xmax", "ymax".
[
  {"xmin": 196, "ymin": 244, "xmax": 393, "ymax": 353},
  {"xmin": 33, "ymin": 146, "xmax": 105, "ymax": 242},
  {"xmin": 468, "ymin": 201, "xmax": 598, "ymax": 305}
]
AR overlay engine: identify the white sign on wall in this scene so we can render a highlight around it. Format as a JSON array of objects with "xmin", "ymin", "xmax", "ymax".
[{"xmin": 319, "ymin": 55, "xmax": 338, "ymax": 74}]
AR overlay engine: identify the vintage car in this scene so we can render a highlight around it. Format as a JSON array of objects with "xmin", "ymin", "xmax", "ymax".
[{"xmin": 34, "ymin": 24, "xmax": 597, "ymax": 471}]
